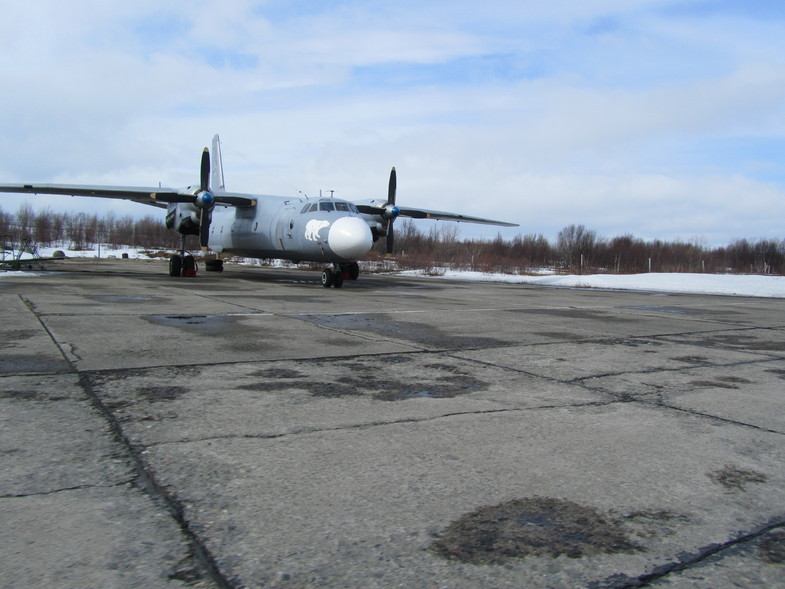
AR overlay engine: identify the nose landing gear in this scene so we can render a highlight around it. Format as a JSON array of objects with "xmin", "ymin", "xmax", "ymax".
[{"xmin": 321, "ymin": 262, "xmax": 359, "ymax": 288}]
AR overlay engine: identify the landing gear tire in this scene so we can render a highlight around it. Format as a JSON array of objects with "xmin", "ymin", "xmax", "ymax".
[
  {"xmin": 182, "ymin": 255, "xmax": 197, "ymax": 277},
  {"xmin": 169, "ymin": 255, "xmax": 182, "ymax": 277},
  {"xmin": 332, "ymin": 270, "xmax": 344, "ymax": 288},
  {"xmin": 347, "ymin": 261, "xmax": 360, "ymax": 280},
  {"xmin": 321, "ymin": 268, "xmax": 334, "ymax": 287}
]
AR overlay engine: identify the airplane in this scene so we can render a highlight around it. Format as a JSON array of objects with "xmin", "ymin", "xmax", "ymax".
[{"xmin": 0, "ymin": 135, "xmax": 517, "ymax": 287}]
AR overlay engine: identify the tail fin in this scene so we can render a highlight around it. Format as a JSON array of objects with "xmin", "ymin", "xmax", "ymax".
[{"xmin": 210, "ymin": 134, "xmax": 226, "ymax": 192}]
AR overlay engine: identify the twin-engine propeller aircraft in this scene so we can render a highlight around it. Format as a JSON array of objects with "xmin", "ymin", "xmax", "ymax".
[{"xmin": 0, "ymin": 135, "xmax": 517, "ymax": 287}]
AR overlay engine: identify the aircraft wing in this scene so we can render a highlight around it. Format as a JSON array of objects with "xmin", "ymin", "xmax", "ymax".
[
  {"xmin": 355, "ymin": 202, "xmax": 518, "ymax": 227},
  {"xmin": 396, "ymin": 206, "xmax": 518, "ymax": 226},
  {"xmin": 0, "ymin": 183, "xmax": 256, "ymax": 208}
]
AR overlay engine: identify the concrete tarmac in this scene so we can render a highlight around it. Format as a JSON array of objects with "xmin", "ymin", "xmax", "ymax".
[{"xmin": 1, "ymin": 258, "xmax": 784, "ymax": 588}]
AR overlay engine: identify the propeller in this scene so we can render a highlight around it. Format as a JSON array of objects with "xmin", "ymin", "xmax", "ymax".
[
  {"xmin": 385, "ymin": 167, "xmax": 399, "ymax": 254},
  {"xmin": 196, "ymin": 147, "xmax": 214, "ymax": 249}
]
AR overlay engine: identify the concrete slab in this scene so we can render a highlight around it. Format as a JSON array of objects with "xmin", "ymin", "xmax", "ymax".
[
  {"xmin": 141, "ymin": 404, "xmax": 785, "ymax": 588},
  {"xmin": 84, "ymin": 354, "xmax": 608, "ymax": 446},
  {"xmin": 0, "ymin": 371, "xmax": 215, "ymax": 587},
  {"xmin": 1, "ymin": 260, "xmax": 785, "ymax": 588},
  {"xmin": 0, "ymin": 295, "xmax": 71, "ymax": 374}
]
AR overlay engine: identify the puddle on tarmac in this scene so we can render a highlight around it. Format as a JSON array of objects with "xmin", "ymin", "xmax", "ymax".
[
  {"xmin": 144, "ymin": 314, "xmax": 234, "ymax": 335},
  {"xmin": 430, "ymin": 497, "xmax": 641, "ymax": 564}
]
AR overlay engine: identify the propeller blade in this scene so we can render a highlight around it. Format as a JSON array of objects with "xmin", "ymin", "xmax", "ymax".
[
  {"xmin": 386, "ymin": 167, "xmax": 397, "ymax": 254},
  {"xmin": 386, "ymin": 218, "xmax": 395, "ymax": 254},
  {"xmin": 388, "ymin": 167, "xmax": 396, "ymax": 204},
  {"xmin": 200, "ymin": 208, "xmax": 212, "ymax": 248},
  {"xmin": 199, "ymin": 147, "xmax": 212, "ymax": 248},
  {"xmin": 200, "ymin": 147, "xmax": 210, "ymax": 191}
]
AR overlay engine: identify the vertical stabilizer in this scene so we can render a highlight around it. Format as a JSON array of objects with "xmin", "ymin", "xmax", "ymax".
[{"xmin": 211, "ymin": 134, "xmax": 226, "ymax": 192}]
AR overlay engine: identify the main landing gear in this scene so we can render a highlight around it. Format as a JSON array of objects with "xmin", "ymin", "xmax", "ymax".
[
  {"xmin": 321, "ymin": 262, "xmax": 360, "ymax": 288},
  {"xmin": 169, "ymin": 234, "xmax": 221, "ymax": 277},
  {"xmin": 169, "ymin": 254, "xmax": 223, "ymax": 277},
  {"xmin": 169, "ymin": 253, "xmax": 197, "ymax": 277}
]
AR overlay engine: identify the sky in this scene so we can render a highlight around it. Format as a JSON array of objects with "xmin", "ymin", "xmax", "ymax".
[{"xmin": 1, "ymin": 0, "xmax": 784, "ymax": 246}]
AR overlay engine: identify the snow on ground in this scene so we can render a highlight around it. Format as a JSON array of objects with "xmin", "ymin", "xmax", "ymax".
[
  {"xmin": 2, "ymin": 245, "xmax": 784, "ymax": 298},
  {"xmin": 400, "ymin": 270, "xmax": 785, "ymax": 298}
]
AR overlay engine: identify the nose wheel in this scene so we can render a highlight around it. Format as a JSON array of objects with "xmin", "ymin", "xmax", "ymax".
[{"xmin": 321, "ymin": 267, "xmax": 343, "ymax": 288}]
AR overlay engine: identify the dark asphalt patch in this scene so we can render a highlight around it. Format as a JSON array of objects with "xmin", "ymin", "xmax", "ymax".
[
  {"xmin": 250, "ymin": 368, "xmax": 303, "ymax": 379},
  {"xmin": 765, "ymin": 368, "xmax": 785, "ymax": 380},
  {"xmin": 144, "ymin": 314, "xmax": 236, "ymax": 336},
  {"xmin": 0, "ymin": 389, "xmax": 69, "ymax": 401},
  {"xmin": 238, "ymin": 359, "xmax": 487, "ymax": 401},
  {"xmin": 758, "ymin": 530, "xmax": 785, "ymax": 564},
  {"xmin": 136, "ymin": 385, "xmax": 189, "ymax": 402},
  {"xmin": 0, "ymin": 330, "xmax": 39, "ymax": 348},
  {"xmin": 288, "ymin": 313, "xmax": 508, "ymax": 349},
  {"xmin": 89, "ymin": 295, "xmax": 161, "ymax": 303},
  {"xmin": 670, "ymin": 355, "xmax": 712, "ymax": 365},
  {"xmin": 700, "ymin": 334, "xmax": 785, "ymax": 352},
  {"xmin": 508, "ymin": 309, "xmax": 633, "ymax": 322},
  {"xmin": 0, "ymin": 356, "xmax": 72, "ymax": 374},
  {"xmin": 430, "ymin": 497, "xmax": 641, "ymax": 564},
  {"xmin": 533, "ymin": 331, "xmax": 588, "ymax": 341},
  {"xmin": 622, "ymin": 305, "xmax": 699, "ymax": 314},
  {"xmin": 708, "ymin": 465, "xmax": 768, "ymax": 491},
  {"xmin": 688, "ymin": 376, "xmax": 753, "ymax": 390}
]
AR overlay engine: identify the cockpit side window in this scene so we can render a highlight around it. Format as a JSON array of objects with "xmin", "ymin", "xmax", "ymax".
[{"xmin": 301, "ymin": 203, "xmax": 317, "ymax": 213}]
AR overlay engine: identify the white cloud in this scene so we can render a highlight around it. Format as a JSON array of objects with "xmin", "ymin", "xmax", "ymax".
[{"xmin": 1, "ymin": 0, "xmax": 784, "ymax": 247}]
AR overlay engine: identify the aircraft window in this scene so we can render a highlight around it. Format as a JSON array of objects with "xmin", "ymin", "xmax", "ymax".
[
  {"xmin": 301, "ymin": 203, "xmax": 317, "ymax": 213},
  {"xmin": 320, "ymin": 202, "xmax": 335, "ymax": 212},
  {"xmin": 301, "ymin": 204, "xmax": 311, "ymax": 214},
  {"xmin": 349, "ymin": 203, "xmax": 358, "ymax": 213},
  {"xmin": 335, "ymin": 202, "xmax": 350, "ymax": 211}
]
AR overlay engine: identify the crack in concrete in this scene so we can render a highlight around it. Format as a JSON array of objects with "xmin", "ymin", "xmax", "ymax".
[
  {"xmin": 141, "ymin": 401, "xmax": 618, "ymax": 448},
  {"xmin": 595, "ymin": 519, "xmax": 785, "ymax": 588},
  {"xmin": 569, "ymin": 356, "xmax": 783, "ymax": 385},
  {"xmin": 76, "ymin": 373, "xmax": 237, "ymax": 589},
  {"xmin": 0, "ymin": 480, "xmax": 135, "ymax": 499}
]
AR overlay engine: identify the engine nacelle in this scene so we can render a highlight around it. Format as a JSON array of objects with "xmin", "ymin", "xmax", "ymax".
[{"xmin": 165, "ymin": 203, "xmax": 201, "ymax": 236}]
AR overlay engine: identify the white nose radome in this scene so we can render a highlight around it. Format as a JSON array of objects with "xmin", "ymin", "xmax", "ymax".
[{"xmin": 328, "ymin": 216, "xmax": 373, "ymax": 260}]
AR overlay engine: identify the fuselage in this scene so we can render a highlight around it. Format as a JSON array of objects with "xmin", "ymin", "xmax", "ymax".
[{"xmin": 207, "ymin": 195, "xmax": 374, "ymax": 263}]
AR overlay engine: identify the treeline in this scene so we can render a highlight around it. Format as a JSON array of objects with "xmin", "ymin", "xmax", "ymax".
[
  {"xmin": 1, "ymin": 202, "xmax": 183, "ymax": 250},
  {"xmin": 372, "ymin": 221, "xmax": 784, "ymax": 275},
  {"xmin": 2, "ymin": 203, "xmax": 783, "ymax": 274}
]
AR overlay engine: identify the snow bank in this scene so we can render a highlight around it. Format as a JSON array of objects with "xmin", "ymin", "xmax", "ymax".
[{"xmin": 400, "ymin": 270, "xmax": 785, "ymax": 298}]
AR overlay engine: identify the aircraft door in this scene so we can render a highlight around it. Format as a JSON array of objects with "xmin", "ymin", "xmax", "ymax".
[{"xmin": 275, "ymin": 204, "xmax": 296, "ymax": 251}]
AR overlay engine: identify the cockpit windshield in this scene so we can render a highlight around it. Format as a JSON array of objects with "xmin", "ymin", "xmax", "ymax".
[{"xmin": 301, "ymin": 200, "xmax": 358, "ymax": 214}]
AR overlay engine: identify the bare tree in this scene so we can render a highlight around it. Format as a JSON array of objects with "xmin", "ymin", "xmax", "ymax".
[{"xmin": 557, "ymin": 224, "xmax": 597, "ymax": 271}]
